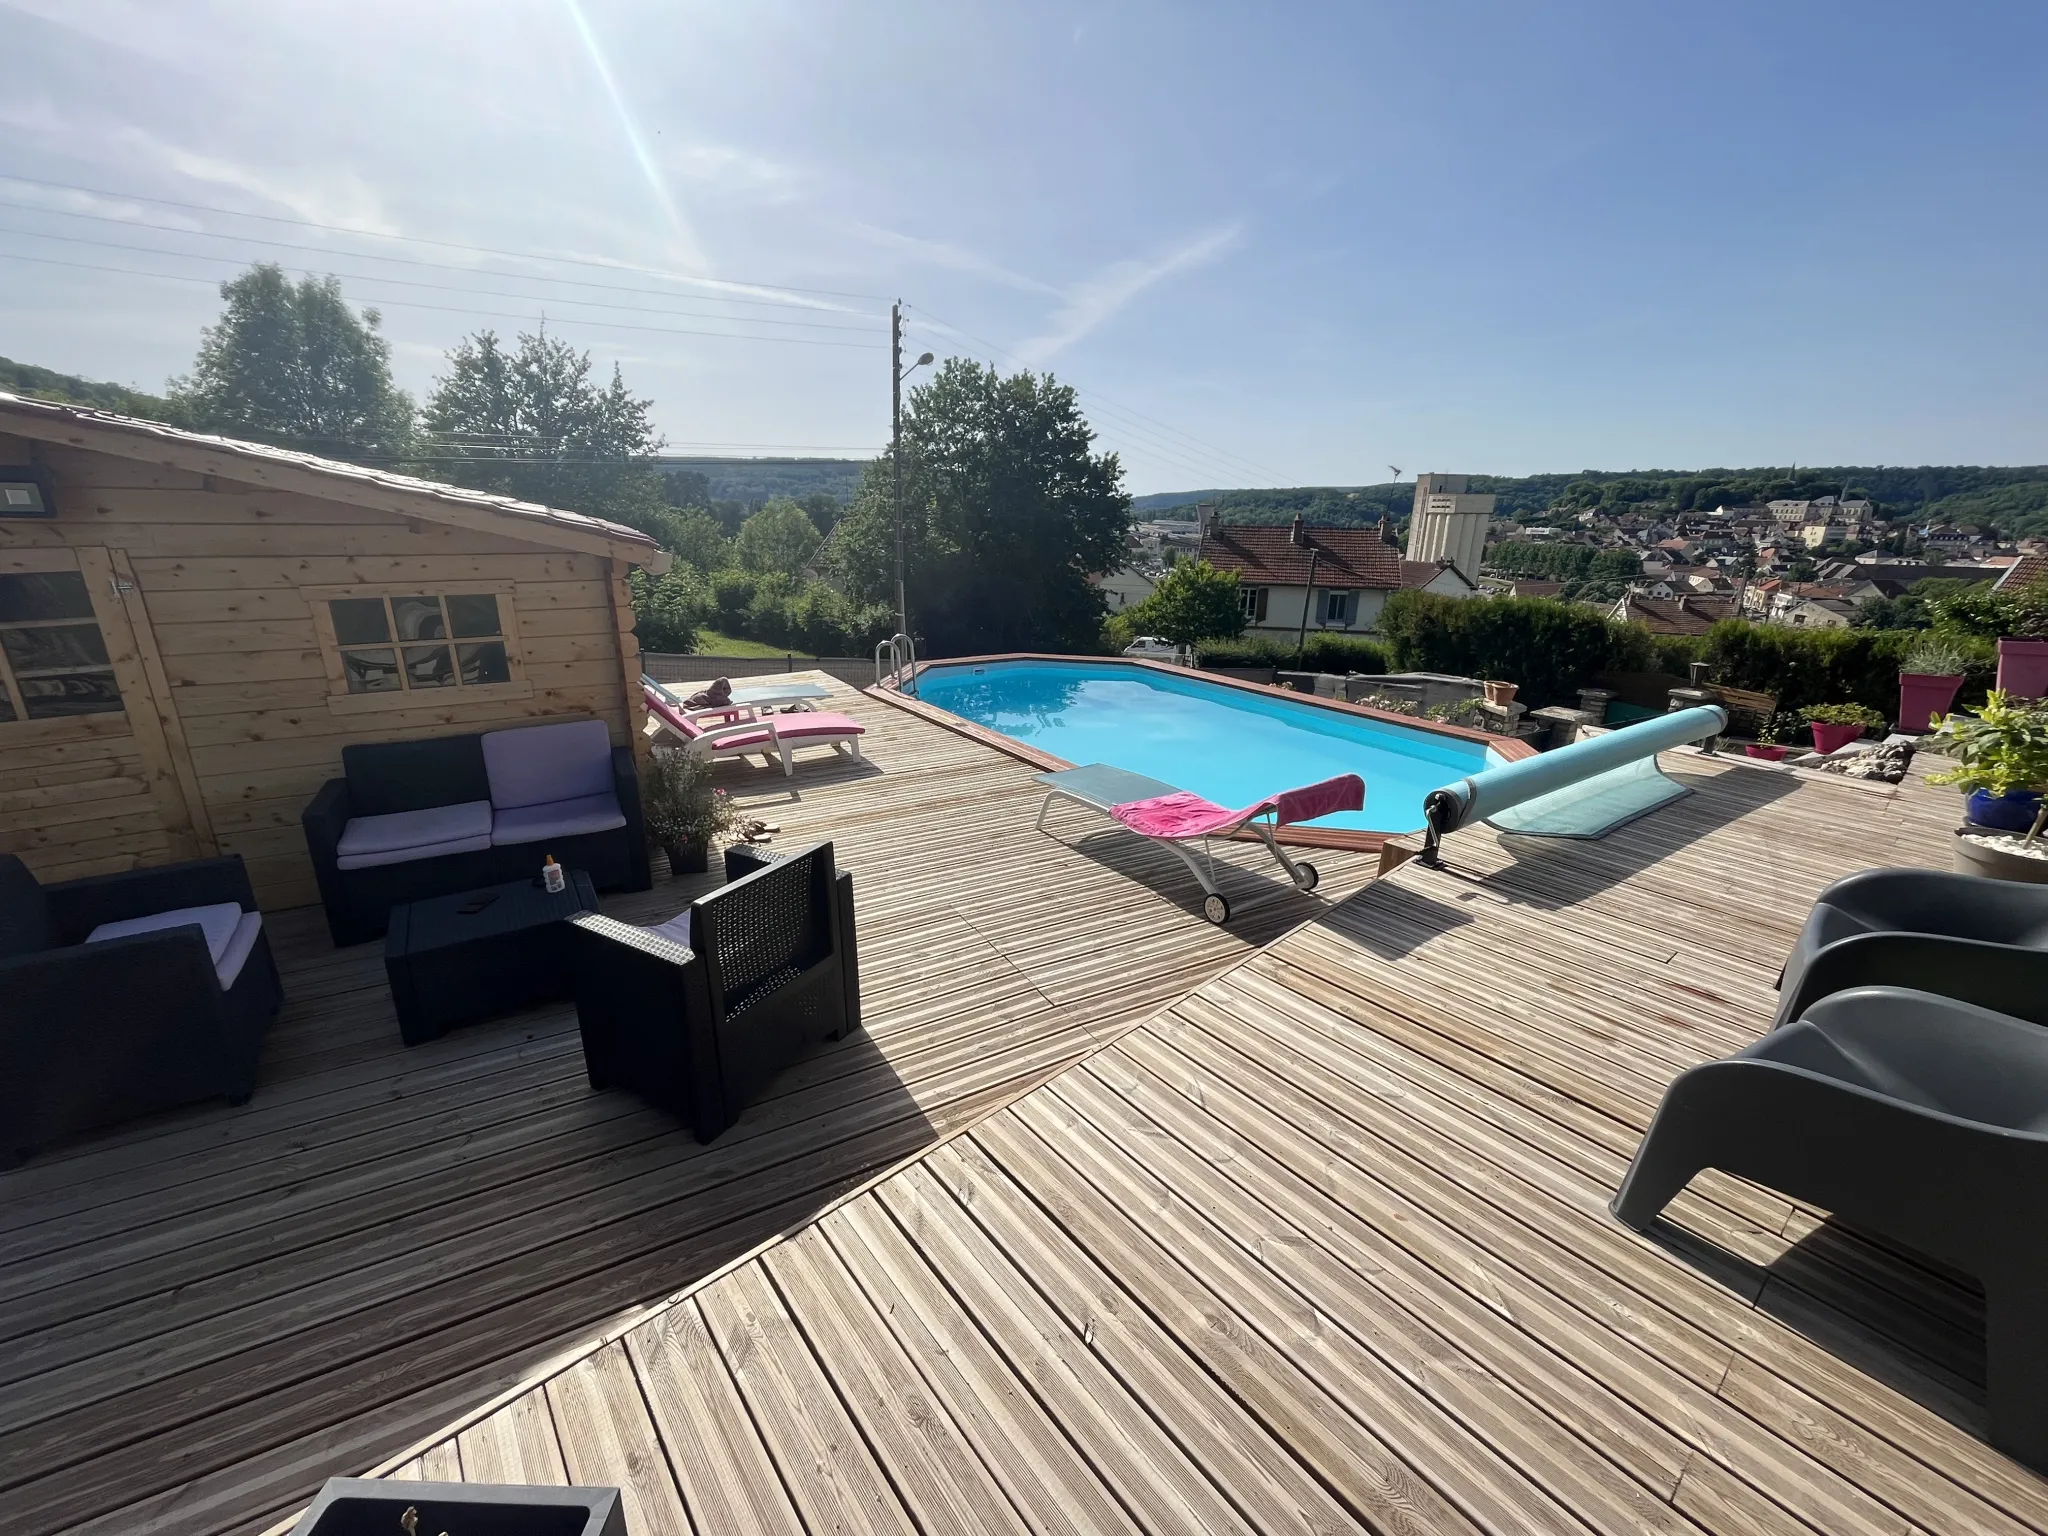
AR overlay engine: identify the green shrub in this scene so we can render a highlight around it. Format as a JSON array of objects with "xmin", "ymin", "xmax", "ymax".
[
  {"xmin": 1699, "ymin": 622, "xmax": 1993, "ymax": 717},
  {"xmin": 1800, "ymin": 702, "xmax": 1887, "ymax": 729},
  {"xmin": 1377, "ymin": 590, "xmax": 1649, "ymax": 707},
  {"xmin": 1194, "ymin": 634, "xmax": 1391, "ymax": 673},
  {"xmin": 628, "ymin": 565, "xmax": 704, "ymax": 654}
]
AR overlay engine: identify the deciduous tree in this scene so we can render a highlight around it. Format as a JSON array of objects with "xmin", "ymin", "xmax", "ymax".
[{"xmin": 169, "ymin": 264, "xmax": 412, "ymax": 459}]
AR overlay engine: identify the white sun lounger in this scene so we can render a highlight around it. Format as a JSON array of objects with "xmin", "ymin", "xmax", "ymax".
[{"xmin": 1034, "ymin": 762, "xmax": 1363, "ymax": 924}]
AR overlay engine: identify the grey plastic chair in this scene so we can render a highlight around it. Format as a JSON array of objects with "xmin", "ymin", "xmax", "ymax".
[
  {"xmin": 1775, "ymin": 867, "xmax": 2048, "ymax": 1027},
  {"xmin": 1612, "ymin": 985, "xmax": 2048, "ymax": 1469}
]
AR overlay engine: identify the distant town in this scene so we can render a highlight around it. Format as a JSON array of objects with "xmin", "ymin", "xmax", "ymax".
[{"xmin": 1106, "ymin": 474, "xmax": 2046, "ymax": 641}]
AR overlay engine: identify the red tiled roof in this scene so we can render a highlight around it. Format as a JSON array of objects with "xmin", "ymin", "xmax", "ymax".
[
  {"xmin": 1996, "ymin": 554, "xmax": 2048, "ymax": 591},
  {"xmin": 1399, "ymin": 559, "xmax": 1476, "ymax": 590},
  {"xmin": 1198, "ymin": 524, "xmax": 1404, "ymax": 589},
  {"xmin": 1614, "ymin": 592, "xmax": 1739, "ymax": 635}
]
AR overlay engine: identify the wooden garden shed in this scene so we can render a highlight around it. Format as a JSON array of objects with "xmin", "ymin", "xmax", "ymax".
[{"xmin": 0, "ymin": 391, "xmax": 668, "ymax": 909}]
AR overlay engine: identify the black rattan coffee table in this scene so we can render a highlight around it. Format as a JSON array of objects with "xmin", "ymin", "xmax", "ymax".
[{"xmin": 385, "ymin": 871, "xmax": 599, "ymax": 1044}]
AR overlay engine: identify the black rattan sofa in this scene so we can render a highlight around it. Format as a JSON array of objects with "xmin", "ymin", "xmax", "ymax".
[
  {"xmin": 0, "ymin": 853, "xmax": 283, "ymax": 1165},
  {"xmin": 565, "ymin": 840, "xmax": 860, "ymax": 1142},
  {"xmin": 302, "ymin": 718, "xmax": 651, "ymax": 947}
]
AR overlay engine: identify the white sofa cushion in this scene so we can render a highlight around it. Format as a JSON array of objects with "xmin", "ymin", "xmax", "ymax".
[
  {"xmin": 336, "ymin": 832, "xmax": 495, "ymax": 871},
  {"xmin": 483, "ymin": 719, "xmax": 614, "ymax": 809},
  {"xmin": 337, "ymin": 800, "xmax": 493, "ymax": 860},
  {"xmin": 214, "ymin": 912, "xmax": 264, "ymax": 989},
  {"xmin": 490, "ymin": 793, "xmax": 628, "ymax": 846},
  {"xmin": 86, "ymin": 902, "xmax": 243, "ymax": 967}
]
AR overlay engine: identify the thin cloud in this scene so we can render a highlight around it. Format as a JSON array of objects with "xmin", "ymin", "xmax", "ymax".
[
  {"xmin": 148, "ymin": 143, "xmax": 401, "ymax": 237},
  {"xmin": 846, "ymin": 221, "xmax": 1059, "ymax": 296},
  {"xmin": 1022, "ymin": 224, "xmax": 1243, "ymax": 363}
]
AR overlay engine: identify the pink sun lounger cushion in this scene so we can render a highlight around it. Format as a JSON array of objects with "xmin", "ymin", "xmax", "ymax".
[{"xmin": 1110, "ymin": 772, "xmax": 1364, "ymax": 839}]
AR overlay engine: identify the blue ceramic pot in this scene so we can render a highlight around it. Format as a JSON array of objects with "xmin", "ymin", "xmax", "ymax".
[{"xmin": 1966, "ymin": 788, "xmax": 2047, "ymax": 833}]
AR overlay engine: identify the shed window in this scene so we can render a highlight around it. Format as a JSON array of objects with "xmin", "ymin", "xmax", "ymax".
[
  {"xmin": 0, "ymin": 571, "xmax": 123, "ymax": 722},
  {"xmin": 328, "ymin": 593, "xmax": 512, "ymax": 696}
]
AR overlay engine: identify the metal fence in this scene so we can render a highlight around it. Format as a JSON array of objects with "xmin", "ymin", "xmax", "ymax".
[{"xmin": 641, "ymin": 652, "xmax": 876, "ymax": 690}]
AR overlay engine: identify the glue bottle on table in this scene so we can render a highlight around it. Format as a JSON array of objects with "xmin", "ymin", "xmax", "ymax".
[{"xmin": 542, "ymin": 855, "xmax": 566, "ymax": 894}]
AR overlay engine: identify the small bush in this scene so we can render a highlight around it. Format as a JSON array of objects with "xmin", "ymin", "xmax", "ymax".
[
  {"xmin": 1377, "ymin": 590, "xmax": 1647, "ymax": 707},
  {"xmin": 1801, "ymin": 702, "xmax": 1888, "ymax": 729}
]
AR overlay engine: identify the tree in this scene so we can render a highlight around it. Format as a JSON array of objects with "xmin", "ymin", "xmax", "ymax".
[
  {"xmin": 169, "ymin": 264, "xmax": 412, "ymax": 459},
  {"xmin": 1120, "ymin": 560, "xmax": 1246, "ymax": 648},
  {"xmin": 420, "ymin": 329, "xmax": 666, "ymax": 531},
  {"xmin": 829, "ymin": 358, "xmax": 1131, "ymax": 654},
  {"xmin": 628, "ymin": 564, "xmax": 704, "ymax": 654},
  {"xmin": 733, "ymin": 498, "xmax": 824, "ymax": 577}
]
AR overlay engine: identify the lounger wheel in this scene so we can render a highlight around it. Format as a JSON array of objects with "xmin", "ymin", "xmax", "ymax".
[
  {"xmin": 1203, "ymin": 893, "xmax": 1230, "ymax": 925},
  {"xmin": 1293, "ymin": 861, "xmax": 1319, "ymax": 892}
]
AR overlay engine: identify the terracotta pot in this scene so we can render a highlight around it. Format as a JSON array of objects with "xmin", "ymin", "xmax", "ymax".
[
  {"xmin": 1744, "ymin": 743, "xmax": 1791, "ymax": 761},
  {"xmin": 1809, "ymin": 721, "xmax": 1866, "ymax": 754},
  {"xmin": 1997, "ymin": 638, "xmax": 2048, "ymax": 699},
  {"xmin": 1483, "ymin": 680, "xmax": 1518, "ymax": 706},
  {"xmin": 1896, "ymin": 672, "xmax": 1964, "ymax": 733}
]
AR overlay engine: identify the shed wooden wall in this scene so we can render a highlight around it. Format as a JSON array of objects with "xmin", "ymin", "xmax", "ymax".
[{"xmin": 0, "ymin": 434, "xmax": 641, "ymax": 911}]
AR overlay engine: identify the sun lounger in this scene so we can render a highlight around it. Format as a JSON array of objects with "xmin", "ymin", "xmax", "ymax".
[
  {"xmin": 1034, "ymin": 763, "xmax": 1363, "ymax": 923},
  {"xmin": 1774, "ymin": 867, "xmax": 2048, "ymax": 1027},
  {"xmin": 641, "ymin": 679, "xmax": 865, "ymax": 776}
]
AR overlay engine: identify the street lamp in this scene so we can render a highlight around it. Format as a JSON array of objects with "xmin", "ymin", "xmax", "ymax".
[{"xmin": 890, "ymin": 299, "xmax": 932, "ymax": 640}]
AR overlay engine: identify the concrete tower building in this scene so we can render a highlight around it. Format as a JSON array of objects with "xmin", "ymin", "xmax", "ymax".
[{"xmin": 1406, "ymin": 473, "xmax": 1494, "ymax": 580}]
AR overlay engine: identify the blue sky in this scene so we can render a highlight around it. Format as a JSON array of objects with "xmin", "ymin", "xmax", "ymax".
[{"xmin": 1, "ymin": 0, "xmax": 2043, "ymax": 494}]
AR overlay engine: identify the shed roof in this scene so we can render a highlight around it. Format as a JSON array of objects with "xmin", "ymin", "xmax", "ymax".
[
  {"xmin": 0, "ymin": 391, "xmax": 670, "ymax": 571},
  {"xmin": 1198, "ymin": 523, "xmax": 1403, "ymax": 588}
]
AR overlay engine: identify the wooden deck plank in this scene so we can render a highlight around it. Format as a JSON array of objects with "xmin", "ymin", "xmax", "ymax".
[{"xmin": 0, "ymin": 674, "xmax": 1378, "ymax": 1536}]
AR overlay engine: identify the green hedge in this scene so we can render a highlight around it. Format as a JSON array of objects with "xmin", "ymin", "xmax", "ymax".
[
  {"xmin": 1376, "ymin": 590, "xmax": 1657, "ymax": 707},
  {"xmin": 1696, "ymin": 622, "xmax": 1993, "ymax": 716},
  {"xmin": 1194, "ymin": 634, "xmax": 1391, "ymax": 673}
]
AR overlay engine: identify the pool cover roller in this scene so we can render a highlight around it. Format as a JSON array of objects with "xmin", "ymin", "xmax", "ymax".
[{"xmin": 1421, "ymin": 704, "xmax": 1727, "ymax": 859}]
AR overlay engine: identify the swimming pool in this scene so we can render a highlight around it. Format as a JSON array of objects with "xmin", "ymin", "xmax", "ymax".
[{"xmin": 914, "ymin": 659, "xmax": 1506, "ymax": 834}]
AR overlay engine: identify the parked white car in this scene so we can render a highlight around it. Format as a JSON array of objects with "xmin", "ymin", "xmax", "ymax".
[{"xmin": 1122, "ymin": 635, "xmax": 1187, "ymax": 663}]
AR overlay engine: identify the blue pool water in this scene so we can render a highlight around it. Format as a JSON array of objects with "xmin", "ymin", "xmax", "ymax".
[{"xmin": 916, "ymin": 660, "xmax": 1503, "ymax": 834}]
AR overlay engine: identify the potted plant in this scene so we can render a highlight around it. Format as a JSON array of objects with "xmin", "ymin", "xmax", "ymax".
[
  {"xmin": 1928, "ymin": 691, "xmax": 2048, "ymax": 881},
  {"xmin": 1482, "ymin": 679, "xmax": 1518, "ymax": 707},
  {"xmin": 1896, "ymin": 635, "xmax": 1969, "ymax": 733},
  {"xmin": 1800, "ymin": 702, "xmax": 1886, "ymax": 755},
  {"xmin": 641, "ymin": 747, "xmax": 737, "ymax": 876},
  {"xmin": 1994, "ymin": 577, "xmax": 2048, "ymax": 700},
  {"xmin": 1744, "ymin": 710, "xmax": 1798, "ymax": 761}
]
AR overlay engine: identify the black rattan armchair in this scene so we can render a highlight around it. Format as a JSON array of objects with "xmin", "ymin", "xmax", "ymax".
[
  {"xmin": 0, "ymin": 853, "xmax": 283, "ymax": 1164},
  {"xmin": 1614, "ymin": 985, "xmax": 2048, "ymax": 1470},
  {"xmin": 1775, "ymin": 867, "xmax": 2048, "ymax": 1027},
  {"xmin": 566, "ymin": 840, "xmax": 860, "ymax": 1142}
]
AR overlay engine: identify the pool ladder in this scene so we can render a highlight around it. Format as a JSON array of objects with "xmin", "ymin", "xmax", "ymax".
[{"xmin": 874, "ymin": 633, "xmax": 917, "ymax": 695}]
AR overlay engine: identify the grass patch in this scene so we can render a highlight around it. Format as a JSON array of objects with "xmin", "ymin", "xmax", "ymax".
[{"xmin": 689, "ymin": 630, "xmax": 801, "ymax": 658}]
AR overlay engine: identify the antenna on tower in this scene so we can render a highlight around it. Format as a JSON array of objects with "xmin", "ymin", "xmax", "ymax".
[{"xmin": 1388, "ymin": 466, "xmax": 1403, "ymax": 482}]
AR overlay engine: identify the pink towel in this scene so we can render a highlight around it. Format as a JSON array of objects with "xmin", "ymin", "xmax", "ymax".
[{"xmin": 1110, "ymin": 773, "xmax": 1364, "ymax": 839}]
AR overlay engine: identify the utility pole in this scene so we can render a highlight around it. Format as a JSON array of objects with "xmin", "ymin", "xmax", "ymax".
[
  {"xmin": 891, "ymin": 301, "xmax": 906, "ymax": 639},
  {"xmin": 888, "ymin": 304, "xmax": 934, "ymax": 645}
]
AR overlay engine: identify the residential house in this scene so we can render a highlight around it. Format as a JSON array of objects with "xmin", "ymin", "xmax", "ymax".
[
  {"xmin": 1781, "ymin": 596, "xmax": 1858, "ymax": 629},
  {"xmin": 1996, "ymin": 553, "xmax": 2048, "ymax": 592},
  {"xmin": 0, "ymin": 392, "xmax": 667, "ymax": 908},
  {"xmin": 1197, "ymin": 516, "xmax": 1473, "ymax": 639},
  {"xmin": 1096, "ymin": 566, "xmax": 1159, "ymax": 612},
  {"xmin": 1608, "ymin": 591, "xmax": 1740, "ymax": 635}
]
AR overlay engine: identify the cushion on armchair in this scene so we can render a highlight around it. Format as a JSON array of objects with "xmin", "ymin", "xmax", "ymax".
[
  {"xmin": 82, "ymin": 901, "xmax": 266, "ymax": 989},
  {"xmin": 335, "ymin": 800, "xmax": 494, "ymax": 870},
  {"xmin": 492, "ymin": 793, "xmax": 629, "ymax": 845},
  {"xmin": 483, "ymin": 719, "xmax": 617, "ymax": 809}
]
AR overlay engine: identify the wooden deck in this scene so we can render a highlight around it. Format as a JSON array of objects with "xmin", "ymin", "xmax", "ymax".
[
  {"xmin": 340, "ymin": 749, "xmax": 2048, "ymax": 1536},
  {"xmin": 0, "ymin": 676, "xmax": 1383, "ymax": 1536}
]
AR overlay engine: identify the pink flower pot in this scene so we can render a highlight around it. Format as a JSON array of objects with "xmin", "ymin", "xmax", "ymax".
[
  {"xmin": 1809, "ymin": 721, "xmax": 1866, "ymax": 754},
  {"xmin": 1897, "ymin": 672, "xmax": 1964, "ymax": 733},
  {"xmin": 1744, "ymin": 744, "xmax": 1791, "ymax": 761},
  {"xmin": 1998, "ymin": 638, "xmax": 2048, "ymax": 699}
]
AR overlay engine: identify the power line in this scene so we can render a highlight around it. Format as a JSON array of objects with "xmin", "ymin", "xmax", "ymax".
[
  {"xmin": 0, "ymin": 194, "xmax": 882, "ymax": 319},
  {"xmin": 0, "ymin": 224, "xmax": 881, "ymax": 333},
  {"xmin": 903, "ymin": 304, "xmax": 1293, "ymax": 490},
  {"xmin": 0, "ymin": 251, "xmax": 887, "ymax": 349},
  {"xmin": 0, "ymin": 172, "xmax": 892, "ymax": 305}
]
